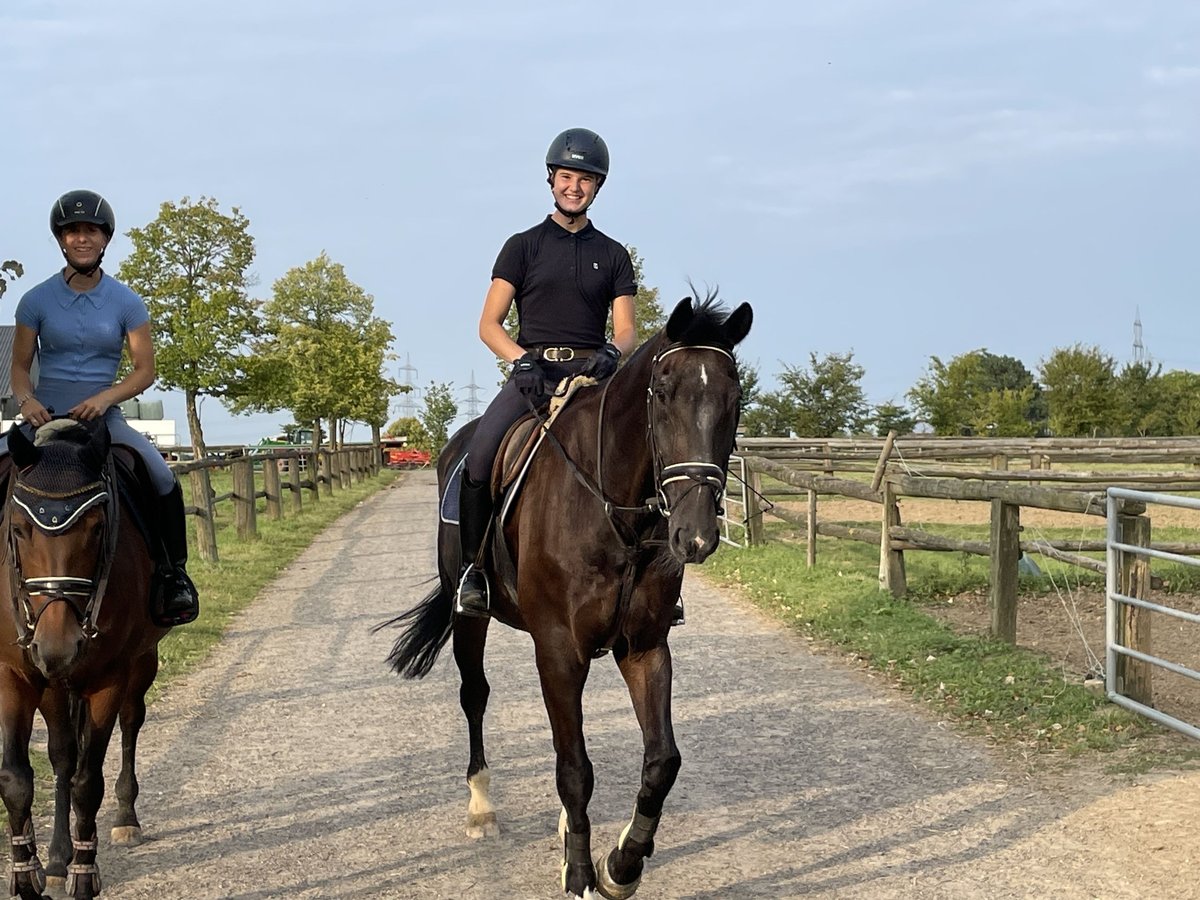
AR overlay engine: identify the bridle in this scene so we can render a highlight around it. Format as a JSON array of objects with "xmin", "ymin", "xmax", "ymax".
[
  {"xmin": 641, "ymin": 344, "xmax": 735, "ymax": 519},
  {"xmin": 5, "ymin": 457, "xmax": 119, "ymax": 648}
]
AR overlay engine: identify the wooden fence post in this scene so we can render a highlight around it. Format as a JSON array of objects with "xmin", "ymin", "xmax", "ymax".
[
  {"xmin": 232, "ymin": 457, "xmax": 258, "ymax": 540},
  {"xmin": 989, "ymin": 500, "xmax": 1020, "ymax": 643},
  {"xmin": 340, "ymin": 450, "xmax": 351, "ymax": 488},
  {"xmin": 879, "ymin": 482, "xmax": 906, "ymax": 596},
  {"xmin": 746, "ymin": 467, "xmax": 765, "ymax": 546},
  {"xmin": 806, "ymin": 489, "xmax": 817, "ymax": 568},
  {"xmin": 263, "ymin": 458, "xmax": 283, "ymax": 521},
  {"xmin": 1116, "ymin": 514, "xmax": 1153, "ymax": 706},
  {"xmin": 288, "ymin": 452, "xmax": 303, "ymax": 514},
  {"xmin": 320, "ymin": 451, "xmax": 333, "ymax": 497},
  {"xmin": 188, "ymin": 468, "xmax": 218, "ymax": 562}
]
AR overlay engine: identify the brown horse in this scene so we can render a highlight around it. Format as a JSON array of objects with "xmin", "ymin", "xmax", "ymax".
[
  {"xmin": 0, "ymin": 420, "xmax": 166, "ymax": 900},
  {"xmin": 380, "ymin": 296, "xmax": 752, "ymax": 899}
]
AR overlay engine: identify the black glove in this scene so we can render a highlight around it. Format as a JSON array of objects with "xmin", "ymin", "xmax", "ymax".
[
  {"xmin": 510, "ymin": 352, "xmax": 546, "ymax": 399},
  {"xmin": 582, "ymin": 343, "xmax": 622, "ymax": 380}
]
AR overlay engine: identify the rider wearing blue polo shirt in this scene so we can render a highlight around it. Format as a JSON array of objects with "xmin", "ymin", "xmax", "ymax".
[{"xmin": 7, "ymin": 190, "xmax": 199, "ymax": 627}]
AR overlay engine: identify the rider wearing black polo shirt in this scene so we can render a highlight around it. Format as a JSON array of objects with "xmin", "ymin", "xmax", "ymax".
[{"xmin": 456, "ymin": 128, "xmax": 638, "ymax": 617}]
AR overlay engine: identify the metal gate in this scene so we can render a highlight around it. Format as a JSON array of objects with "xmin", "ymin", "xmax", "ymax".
[
  {"xmin": 718, "ymin": 455, "xmax": 750, "ymax": 548},
  {"xmin": 1106, "ymin": 487, "xmax": 1200, "ymax": 740}
]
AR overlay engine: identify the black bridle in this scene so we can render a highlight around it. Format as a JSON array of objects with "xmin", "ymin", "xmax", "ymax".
[{"xmin": 5, "ymin": 457, "xmax": 119, "ymax": 648}]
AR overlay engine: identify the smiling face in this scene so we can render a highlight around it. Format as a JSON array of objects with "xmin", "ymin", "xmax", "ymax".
[
  {"xmin": 57, "ymin": 222, "xmax": 109, "ymax": 272},
  {"xmin": 549, "ymin": 167, "xmax": 599, "ymax": 218}
]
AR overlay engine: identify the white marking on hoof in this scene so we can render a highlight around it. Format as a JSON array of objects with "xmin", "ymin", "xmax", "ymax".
[
  {"xmin": 44, "ymin": 875, "xmax": 65, "ymax": 891},
  {"xmin": 558, "ymin": 806, "xmax": 569, "ymax": 843},
  {"xmin": 466, "ymin": 768, "xmax": 499, "ymax": 839},
  {"xmin": 111, "ymin": 825, "xmax": 144, "ymax": 846}
]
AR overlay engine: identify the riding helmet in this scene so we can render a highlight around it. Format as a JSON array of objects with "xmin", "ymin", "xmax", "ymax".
[
  {"xmin": 545, "ymin": 128, "xmax": 609, "ymax": 184},
  {"xmin": 50, "ymin": 190, "xmax": 116, "ymax": 239}
]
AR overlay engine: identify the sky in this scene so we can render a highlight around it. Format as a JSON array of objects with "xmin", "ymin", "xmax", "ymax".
[{"xmin": 2, "ymin": 1, "xmax": 1197, "ymax": 445}]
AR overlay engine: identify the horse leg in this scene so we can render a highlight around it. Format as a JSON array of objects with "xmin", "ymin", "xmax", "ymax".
[
  {"xmin": 38, "ymin": 685, "xmax": 76, "ymax": 888},
  {"xmin": 65, "ymin": 685, "xmax": 122, "ymax": 900},
  {"xmin": 0, "ymin": 672, "xmax": 46, "ymax": 900},
  {"xmin": 596, "ymin": 644, "xmax": 681, "ymax": 900},
  {"xmin": 452, "ymin": 617, "xmax": 498, "ymax": 839},
  {"xmin": 535, "ymin": 642, "xmax": 597, "ymax": 900},
  {"xmin": 112, "ymin": 651, "xmax": 158, "ymax": 846}
]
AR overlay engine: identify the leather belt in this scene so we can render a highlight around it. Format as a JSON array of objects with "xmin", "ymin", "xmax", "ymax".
[{"xmin": 532, "ymin": 346, "xmax": 597, "ymax": 362}]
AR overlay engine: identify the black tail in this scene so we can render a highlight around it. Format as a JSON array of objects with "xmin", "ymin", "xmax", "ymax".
[{"xmin": 373, "ymin": 581, "xmax": 454, "ymax": 679}]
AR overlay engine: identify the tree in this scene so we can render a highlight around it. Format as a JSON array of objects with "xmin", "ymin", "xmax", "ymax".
[
  {"xmin": 1115, "ymin": 361, "xmax": 1165, "ymax": 436},
  {"xmin": 737, "ymin": 360, "xmax": 760, "ymax": 418},
  {"xmin": 233, "ymin": 253, "xmax": 398, "ymax": 452},
  {"xmin": 384, "ymin": 415, "xmax": 432, "ymax": 452},
  {"xmin": 908, "ymin": 349, "xmax": 1045, "ymax": 436},
  {"xmin": 1038, "ymin": 344, "xmax": 1118, "ymax": 437},
  {"xmin": 0, "ymin": 260, "xmax": 23, "ymax": 301},
  {"xmin": 420, "ymin": 382, "xmax": 458, "ymax": 458},
  {"xmin": 118, "ymin": 197, "xmax": 257, "ymax": 457},
  {"xmin": 1159, "ymin": 371, "xmax": 1200, "ymax": 435},
  {"xmin": 870, "ymin": 401, "xmax": 916, "ymax": 437},
  {"xmin": 778, "ymin": 351, "xmax": 870, "ymax": 437},
  {"xmin": 740, "ymin": 391, "xmax": 797, "ymax": 437}
]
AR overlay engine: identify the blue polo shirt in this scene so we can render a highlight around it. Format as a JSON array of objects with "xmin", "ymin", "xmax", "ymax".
[{"xmin": 14, "ymin": 271, "xmax": 150, "ymax": 413}]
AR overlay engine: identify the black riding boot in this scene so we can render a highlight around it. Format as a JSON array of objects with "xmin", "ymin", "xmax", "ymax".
[
  {"xmin": 455, "ymin": 474, "xmax": 493, "ymax": 618},
  {"xmin": 152, "ymin": 484, "xmax": 200, "ymax": 627}
]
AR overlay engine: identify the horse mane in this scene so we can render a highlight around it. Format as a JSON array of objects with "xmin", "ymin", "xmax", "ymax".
[{"xmin": 627, "ymin": 288, "xmax": 741, "ymax": 368}]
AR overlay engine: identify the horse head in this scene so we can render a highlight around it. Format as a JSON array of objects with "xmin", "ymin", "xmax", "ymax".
[
  {"xmin": 6, "ymin": 419, "xmax": 113, "ymax": 678},
  {"xmin": 648, "ymin": 296, "xmax": 753, "ymax": 564}
]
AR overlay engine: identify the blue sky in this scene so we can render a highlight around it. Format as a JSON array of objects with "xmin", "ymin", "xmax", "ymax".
[{"xmin": 2, "ymin": 1, "xmax": 1197, "ymax": 444}]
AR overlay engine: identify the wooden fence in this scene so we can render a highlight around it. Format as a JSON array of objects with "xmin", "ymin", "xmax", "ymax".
[
  {"xmin": 169, "ymin": 445, "xmax": 381, "ymax": 563},
  {"xmin": 734, "ymin": 435, "xmax": 1200, "ymax": 706}
]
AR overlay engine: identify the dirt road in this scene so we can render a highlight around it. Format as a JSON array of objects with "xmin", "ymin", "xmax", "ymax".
[{"xmin": 22, "ymin": 471, "xmax": 1200, "ymax": 898}]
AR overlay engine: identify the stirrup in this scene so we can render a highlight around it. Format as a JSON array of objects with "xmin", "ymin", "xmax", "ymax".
[
  {"xmin": 455, "ymin": 565, "xmax": 491, "ymax": 618},
  {"xmin": 670, "ymin": 599, "xmax": 685, "ymax": 627}
]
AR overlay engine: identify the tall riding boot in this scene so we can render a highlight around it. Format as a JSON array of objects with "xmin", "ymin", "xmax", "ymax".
[
  {"xmin": 152, "ymin": 483, "xmax": 200, "ymax": 627},
  {"xmin": 455, "ymin": 474, "xmax": 493, "ymax": 617}
]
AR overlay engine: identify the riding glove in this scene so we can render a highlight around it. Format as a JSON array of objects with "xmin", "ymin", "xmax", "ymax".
[
  {"xmin": 582, "ymin": 343, "xmax": 622, "ymax": 381},
  {"xmin": 511, "ymin": 353, "xmax": 546, "ymax": 399}
]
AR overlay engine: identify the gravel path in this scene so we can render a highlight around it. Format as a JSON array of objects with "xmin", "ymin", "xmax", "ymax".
[{"xmin": 15, "ymin": 470, "xmax": 1200, "ymax": 899}]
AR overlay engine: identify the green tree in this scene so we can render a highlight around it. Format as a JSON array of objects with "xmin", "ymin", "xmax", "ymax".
[
  {"xmin": 420, "ymin": 382, "xmax": 458, "ymax": 458},
  {"xmin": 737, "ymin": 360, "xmax": 760, "ymax": 418},
  {"xmin": 779, "ymin": 351, "xmax": 869, "ymax": 437},
  {"xmin": 908, "ymin": 349, "xmax": 1044, "ymax": 435},
  {"xmin": 118, "ymin": 197, "xmax": 257, "ymax": 457},
  {"xmin": 0, "ymin": 259, "xmax": 23, "ymax": 301},
  {"xmin": 1115, "ymin": 361, "xmax": 1165, "ymax": 436},
  {"xmin": 870, "ymin": 401, "xmax": 916, "ymax": 437},
  {"xmin": 233, "ymin": 253, "xmax": 397, "ymax": 452},
  {"xmin": 740, "ymin": 391, "xmax": 796, "ymax": 437},
  {"xmin": 1038, "ymin": 344, "xmax": 1118, "ymax": 437},
  {"xmin": 384, "ymin": 415, "xmax": 432, "ymax": 452},
  {"xmin": 1159, "ymin": 371, "xmax": 1200, "ymax": 435}
]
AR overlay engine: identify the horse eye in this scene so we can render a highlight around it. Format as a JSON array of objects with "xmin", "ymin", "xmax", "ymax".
[{"xmin": 653, "ymin": 385, "xmax": 668, "ymax": 403}]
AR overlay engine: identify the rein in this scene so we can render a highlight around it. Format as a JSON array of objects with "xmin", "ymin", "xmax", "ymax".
[{"xmin": 5, "ymin": 455, "xmax": 120, "ymax": 648}]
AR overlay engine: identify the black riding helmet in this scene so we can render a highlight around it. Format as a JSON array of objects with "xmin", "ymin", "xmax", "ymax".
[
  {"xmin": 545, "ymin": 128, "xmax": 609, "ymax": 187},
  {"xmin": 50, "ymin": 190, "xmax": 115, "ymax": 279},
  {"xmin": 51, "ymin": 190, "xmax": 116, "ymax": 239}
]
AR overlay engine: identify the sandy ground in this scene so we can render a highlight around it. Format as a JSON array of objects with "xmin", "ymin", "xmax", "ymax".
[{"xmin": 7, "ymin": 471, "xmax": 1200, "ymax": 899}]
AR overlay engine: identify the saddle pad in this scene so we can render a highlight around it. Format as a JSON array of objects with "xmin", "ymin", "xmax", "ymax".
[{"xmin": 439, "ymin": 453, "xmax": 468, "ymax": 525}]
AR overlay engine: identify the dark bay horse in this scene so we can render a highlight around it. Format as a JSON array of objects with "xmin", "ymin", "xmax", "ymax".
[
  {"xmin": 380, "ymin": 297, "xmax": 752, "ymax": 899},
  {"xmin": 0, "ymin": 420, "xmax": 166, "ymax": 900}
]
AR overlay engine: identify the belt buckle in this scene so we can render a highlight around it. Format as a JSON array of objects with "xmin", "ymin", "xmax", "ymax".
[{"xmin": 544, "ymin": 347, "xmax": 574, "ymax": 362}]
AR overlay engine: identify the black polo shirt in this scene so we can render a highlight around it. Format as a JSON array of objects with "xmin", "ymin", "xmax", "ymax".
[{"xmin": 492, "ymin": 216, "xmax": 637, "ymax": 348}]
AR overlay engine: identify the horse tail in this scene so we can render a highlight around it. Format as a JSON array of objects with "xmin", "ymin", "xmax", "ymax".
[{"xmin": 374, "ymin": 580, "xmax": 453, "ymax": 679}]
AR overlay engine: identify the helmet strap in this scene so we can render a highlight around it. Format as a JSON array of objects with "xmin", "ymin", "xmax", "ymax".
[{"xmin": 61, "ymin": 246, "xmax": 105, "ymax": 284}]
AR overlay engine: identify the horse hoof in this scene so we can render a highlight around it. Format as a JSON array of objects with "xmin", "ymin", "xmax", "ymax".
[
  {"xmin": 45, "ymin": 874, "xmax": 65, "ymax": 892},
  {"xmin": 111, "ymin": 825, "xmax": 144, "ymax": 845},
  {"xmin": 595, "ymin": 849, "xmax": 641, "ymax": 900},
  {"xmin": 466, "ymin": 811, "xmax": 499, "ymax": 839}
]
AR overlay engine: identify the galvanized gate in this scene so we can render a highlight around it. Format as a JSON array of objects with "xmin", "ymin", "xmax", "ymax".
[
  {"xmin": 1106, "ymin": 487, "xmax": 1200, "ymax": 740},
  {"xmin": 718, "ymin": 455, "xmax": 750, "ymax": 548}
]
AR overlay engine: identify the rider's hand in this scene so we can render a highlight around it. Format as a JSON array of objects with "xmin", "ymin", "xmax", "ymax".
[
  {"xmin": 19, "ymin": 398, "xmax": 51, "ymax": 429},
  {"xmin": 582, "ymin": 343, "xmax": 622, "ymax": 381},
  {"xmin": 510, "ymin": 353, "xmax": 546, "ymax": 399},
  {"xmin": 68, "ymin": 391, "xmax": 113, "ymax": 422}
]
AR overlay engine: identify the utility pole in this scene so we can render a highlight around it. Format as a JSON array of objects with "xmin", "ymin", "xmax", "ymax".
[
  {"xmin": 398, "ymin": 353, "xmax": 419, "ymax": 418},
  {"xmin": 1132, "ymin": 308, "xmax": 1146, "ymax": 364},
  {"xmin": 462, "ymin": 370, "xmax": 484, "ymax": 419}
]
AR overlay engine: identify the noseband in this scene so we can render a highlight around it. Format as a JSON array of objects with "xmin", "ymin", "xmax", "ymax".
[
  {"xmin": 645, "ymin": 344, "xmax": 735, "ymax": 518},
  {"xmin": 5, "ymin": 458, "xmax": 119, "ymax": 647}
]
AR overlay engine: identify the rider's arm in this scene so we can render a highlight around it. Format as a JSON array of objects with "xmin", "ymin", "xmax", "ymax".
[
  {"xmin": 611, "ymin": 295, "xmax": 636, "ymax": 357},
  {"xmin": 9, "ymin": 324, "xmax": 38, "ymax": 406},
  {"xmin": 479, "ymin": 277, "xmax": 527, "ymax": 363},
  {"xmin": 68, "ymin": 322, "xmax": 157, "ymax": 420}
]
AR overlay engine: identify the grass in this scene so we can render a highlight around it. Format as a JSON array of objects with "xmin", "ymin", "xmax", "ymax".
[{"xmin": 701, "ymin": 524, "xmax": 1155, "ymax": 759}]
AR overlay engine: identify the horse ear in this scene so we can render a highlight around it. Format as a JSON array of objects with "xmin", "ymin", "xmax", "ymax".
[
  {"xmin": 665, "ymin": 297, "xmax": 694, "ymax": 341},
  {"xmin": 7, "ymin": 425, "xmax": 40, "ymax": 469},
  {"xmin": 82, "ymin": 420, "xmax": 111, "ymax": 472},
  {"xmin": 723, "ymin": 303, "xmax": 753, "ymax": 347}
]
